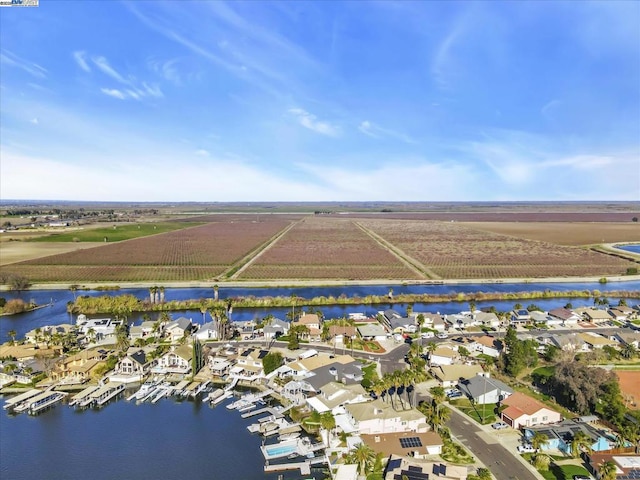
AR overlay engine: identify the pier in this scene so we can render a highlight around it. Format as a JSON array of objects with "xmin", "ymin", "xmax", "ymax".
[
  {"xmin": 3, "ymin": 389, "xmax": 42, "ymax": 411},
  {"xmin": 88, "ymin": 382, "xmax": 125, "ymax": 407},
  {"xmin": 263, "ymin": 457, "xmax": 326, "ymax": 475},
  {"xmin": 27, "ymin": 390, "xmax": 67, "ymax": 415},
  {"xmin": 69, "ymin": 385, "xmax": 100, "ymax": 407}
]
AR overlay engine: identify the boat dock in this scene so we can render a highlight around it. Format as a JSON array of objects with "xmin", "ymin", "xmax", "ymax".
[
  {"xmin": 27, "ymin": 390, "xmax": 68, "ymax": 415},
  {"xmin": 88, "ymin": 382, "xmax": 125, "ymax": 407},
  {"xmin": 3, "ymin": 389, "xmax": 42, "ymax": 411},
  {"xmin": 69, "ymin": 385, "xmax": 100, "ymax": 407},
  {"xmin": 211, "ymin": 390, "xmax": 233, "ymax": 405},
  {"xmin": 263, "ymin": 457, "xmax": 326, "ymax": 476},
  {"xmin": 172, "ymin": 380, "xmax": 189, "ymax": 396}
]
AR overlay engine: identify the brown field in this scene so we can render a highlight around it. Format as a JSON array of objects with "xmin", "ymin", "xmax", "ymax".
[
  {"xmin": 615, "ymin": 370, "xmax": 640, "ymax": 410},
  {"xmin": 0, "ymin": 241, "xmax": 104, "ymax": 266},
  {"xmin": 239, "ymin": 217, "xmax": 420, "ymax": 280},
  {"xmin": 343, "ymin": 212, "xmax": 640, "ymax": 222},
  {"xmin": 2, "ymin": 217, "xmax": 293, "ymax": 282},
  {"xmin": 357, "ymin": 219, "xmax": 637, "ymax": 279},
  {"xmin": 459, "ymin": 222, "xmax": 640, "ymax": 246}
]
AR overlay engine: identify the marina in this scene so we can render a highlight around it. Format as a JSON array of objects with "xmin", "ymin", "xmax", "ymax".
[
  {"xmin": 3, "ymin": 389, "xmax": 42, "ymax": 411},
  {"xmin": 88, "ymin": 382, "xmax": 125, "ymax": 407},
  {"xmin": 25, "ymin": 390, "xmax": 67, "ymax": 415}
]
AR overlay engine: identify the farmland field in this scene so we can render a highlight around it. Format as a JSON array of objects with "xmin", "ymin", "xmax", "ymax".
[
  {"xmin": 28, "ymin": 222, "xmax": 201, "ymax": 243},
  {"xmin": 357, "ymin": 219, "xmax": 637, "ymax": 279},
  {"xmin": 2, "ymin": 217, "xmax": 293, "ymax": 282},
  {"xmin": 459, "ymin": 222, "xmax": 640, "ymax": 246},
  {"xmin": 239, "ymin": 217, "xmax": 420, "ymax": 280}
]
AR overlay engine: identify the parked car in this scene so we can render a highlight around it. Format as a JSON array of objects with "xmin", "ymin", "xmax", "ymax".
[
  {"xmin": 573, "ymin": 476, "xmax": 591, "ymax": 480},
  {"xmin": 421, "ymin": 332, "xmax": 435, "ymax": 339},
  {"xmin": 517, "ymin": 444, "xmax": 536, "ymax": 453},
  {"xmin": 446, "ymin": 390, "xmax": 463, "ymax": 399},
  {"xmin": 491, "ymin": 421, "xmax": 508, "ymax": 430},
  {"xmin": 436, "ymin": 332, "xmax": 448, "ymax": 339}
]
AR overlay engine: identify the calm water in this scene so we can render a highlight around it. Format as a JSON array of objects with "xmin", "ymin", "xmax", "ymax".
[
  {"xmin": 617, "ymin": 244, "xmax": 640, "ymax": 254},
  {"xmin": 0, "ymin": 395, "xmax": 322, "ymax": 480}
]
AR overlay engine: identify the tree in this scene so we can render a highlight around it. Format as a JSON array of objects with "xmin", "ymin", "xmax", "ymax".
[
  {"xmin": 530, "ymin": 431, "xmax": 549, "ymax": 452},
  {"xmin": 349, "ymin": 442, "xmax": 376, "ymax": 475},
  {"xmin": 8, "ymin": 274, "xmax": 31, "ymax": 291},
  {"xmin": 430, "ymin": 386, "xmax": 446, "ymax": 405},
  {"xmin": 621, "ymin": 343, "xmax": 637, "ymax": 360},
  {"xmin": 213, "ymin": 284, "xmax": 219, "ymax": 301},
  {"xmin": 570, "ymin": 431, "xmax": 592, "ymax": 458},
  {"xmin": 458, "ymin": 346, "xmax": 470, "ymax": 361},
  {"xmin": 598, "ymin": 460, "xmax": 618, "ymax": 480},
  {"xmin": 287, "ymin": 324, "xmax": 309, "ymax": 350},
  {"xmin": 7, "ymin": 329, "xmax": 17, "ymax": 345},
  {"xmin": 532, "ymin": 452, "xmax": 551, "ymax": 471},
  {"xmin": 70, "ymin": 285, "xmax": 79, "ymax": 299},
  {"xmin": 476, "ymin": 468, "xmax": 492, "ymax": 480},
  {"xmin": 262, "ymin": 351, "xmax": 283, "ymax": 375}
]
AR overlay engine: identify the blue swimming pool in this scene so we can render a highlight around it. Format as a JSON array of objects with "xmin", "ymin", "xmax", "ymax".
[{"xmin": 264, "ymin": 443, "xmax": 297, "ymax": 459}]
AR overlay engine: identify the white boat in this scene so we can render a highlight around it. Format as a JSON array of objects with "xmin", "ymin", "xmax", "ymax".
[{"xmin": 132, "ymin": 381, "xmax": 158, "ymax": 402}]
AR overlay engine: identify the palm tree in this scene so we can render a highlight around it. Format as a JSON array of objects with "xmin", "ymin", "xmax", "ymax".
[
  {"xmin": 200, "ymin": 303, "xmax": 208, "ymax": 325},
  {"xmin": 149, "ymin": 286, "xmax": 157, "ymax": 304},
  {"xmin": 621, "ymin": 343, "xmax": 637, "ymax": 360},
  {"xmin": 7, "ymin": 329, "xmax": 17, "ymax": 345},
  {"xmin": 349, "ymin": 443, "xmax": 376, "ymax": 475},
  {"xmin": 213, "ymin": 284, "xmax": 219, "ymax": 301},
  {"xmin": 320, "ymin": 412, "xmax": 336, "ymax": 446},
  {"xmin": 430, "ymin": 386, "xmax": 446, "ymax": 405},
  {"xmin": 598, "ymin": 460, "xmax": 618, "ymax": 480},
  {"xmin": 530, "ymin": 431, "xmax": 549, "ymax": 453},
  {"xmin": 570, "ymin": 430, "xmax": 592, "ymax": 458},
  {"xmin": 69, "ymin": 284, "xmax": 79, "ymax": 300},
  {"xmin": 159, "ymin": 286, "xmax": 165, "ymax": 304},
  {"xmin": 476, "ymin": 468, "xmax": 492, "ymax": 480}
]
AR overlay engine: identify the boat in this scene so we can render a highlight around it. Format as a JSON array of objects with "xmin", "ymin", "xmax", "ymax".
[{"xmin": 132, "ymin": 381, "xmax": 158, "ymax": 402}]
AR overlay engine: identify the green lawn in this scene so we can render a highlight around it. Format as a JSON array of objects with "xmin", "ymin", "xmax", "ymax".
[
  {"xmin": 539, "ymin": 463, "xmax": 592, "ymax": 480},
  {"xmin": 450, "ymin": 398, "xmax": 497, "ymax": 424},
  {"xmin": 29, "ymin": 222, "xmax": 202, "ymax": 242}
]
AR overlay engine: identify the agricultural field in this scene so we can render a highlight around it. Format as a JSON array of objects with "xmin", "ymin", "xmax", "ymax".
[
  {"xmin": 2, "ymin": 217, "xmax": 293, "ymax": 282},
  {"xmin": 357, "ymin": 219, "xmax": 638, "ymax": 280},
  {"xmin": 27, "ymin": 222, "xmax": 201, "ymax": 243},
  {"xmin": 239, "ymin": 216, "xmax": 420, "ymax": 280},
  {"xmin": 615, "ymin": 370, "xmax": 640, "ymax": 410},
  {"xmin": 459, "ymin": 222, "xmax": 640, "ymax": 246}
]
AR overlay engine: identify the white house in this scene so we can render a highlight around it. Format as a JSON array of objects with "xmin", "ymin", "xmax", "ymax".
[
  {"xmin": 474, "ymin": 311, "xmax": 500, "ymax": 329},
  {"xmin": 548, "ymin": 308, "xmax": 580, "ymax": 326},
  {"xmin": 429, "ymin": 346, "xmax": 457, "ymax": 366},
  {"xmin": 529, "ymin": 310, "xmax": 563, "ymax": 327},
  {"xmin": 111, "ymin": 350, "xmax": 155, "ymax": 382},
  {"xmin": 165, "ymin": 317, "xmax": 193, "ymax": 343},
  {"xmin": 500, "ymin": 392, "xmax": 562, "ymax": 429},
  {"xmin": 154, "ymin": 344, "xmax": 192, "ymax": 374},
  {"xmin": 344, "ymin": 399, "xmax": 428, "ymax": 435},
  {"xmin": 263, "ymin": 318, "xmax": 289, "ymax": 340},
  {"xmin": 193, "ymin": 321, "xmax": 219, "ymax": 341}
]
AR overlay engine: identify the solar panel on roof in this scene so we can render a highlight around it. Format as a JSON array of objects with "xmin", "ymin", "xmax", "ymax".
[
  {"xmin": 399, "ymin": 437, "xmax": 423, "ymax": 449},
  {"xmin": 387, "ymin": 458, "xmax": 402, "ymax": 470}
]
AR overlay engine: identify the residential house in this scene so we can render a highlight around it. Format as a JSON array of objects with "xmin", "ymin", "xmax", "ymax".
[
  {"xmin": 429, "ymin": 346, "xmax": 458, "ymax": 367},
  {"xmin": 230, "ymin": 348, "xmax": 268, "ymax": 381},
  {"xmin": 511, "ymin": 309, "xmax": 531, "ymax": 326},
  {"xmin": 431, "ymin": 364, "xmax": 484, "ymax": 388},
  {"xmin": 154, "ymin": 344, "xmax": 193, "ymax": 375},
  {"xmin": 383, "ymin": 456, "xmax": 468, "ymax": 480},
  {"xmin": 0, "ymin": 344, "xmax": 62, "ymax": 361},
  {"xmin": 550, "ymin": 333, "xmax": 589, "ymax": 353},
  {"xmin": 165, "ymin": 317, "xmax": 194, "ymax": 343},
  {"xmin": 529, "ymin": 310, "xmax": 563, "ymax": 327},
  {"xmin": 51, "ymin": 348, "xmax": 107, "ymax": 382},
  {"xmin": 473, "ymin": 335, "xmax": 504, "ymax": 358},
  {"xmin": 129, "ymin": 321, "xmax": 160, "ymax": 342},
  {"xmin": 575, "ymin": 307, "xmax": 613, "ymax": 324},
  {"xmin": 500, "ymin": 392, "xmax": 562, "ymax": 429},
  {"xmin": 79, "ymin": 318, "xmax": 118, "ymax": 341},
  {"xmin": 458, "ymin": 375, "xmax": 513, "ymax": 405},
  {"xmin": 474, "ymin": 311, "xmax": 500, "ymax": 329},
  {"xmin": 578, "ymin": 332, "xmax": 618, "ymax": 350},
  {"xmin": 445, "ymin": 313, "xmax": 477, "ymax": 331},
  {"xmin": 293, "ymin": 313, "xmax": 322, "ymax": 342},
  {"xmin": 586, "ymin": 452, "xmax": 640, "ymax": 479},
  {"xmin": 192, "ymin": 321, "xmax": 219, "ymax": 341},
  {"xmin": 523, "ymin": 419, "xmax": 615, "ymax": 455},
  {"xmin": 379, "ymin": 309, "xmax": 403, "ymax": 331},
  {"xmin": 611, "ymin": 331, "xmax": 640, "ymax": 348},
  {"xmin": 112, "ymin": 349, "xmax": 155, "ymax": 382},
  {"xmin": 387, "ymin": 316, "xmax": 417, "ymax": 334},
  {"xmin": 262, "ymin": 317, "xmax": 289, "ymax": 340},
  {"xmin": 548, "ymin": 307, "xmax": 580, "ymax": 326},
  {"xmin": 327, "ymin": 325, "xmax": 358, "ymax": 344},
  {"xmin": 609, "ymin": 306, "xmax": 635, "ymax": 322},
  {"xmin": 306, "ymin": 382, "xmax": 371, "ymax": 414},
  {"xmin": 344, "ymin": 398, "xmax": 428, "ymax": 434},
  {"xmin": 357, "ymin": 324, "xmax": 388, "ymax": 341},
  {"xmin": 362, "ymin": 431, "xmax": 444, "ymax": 458}
]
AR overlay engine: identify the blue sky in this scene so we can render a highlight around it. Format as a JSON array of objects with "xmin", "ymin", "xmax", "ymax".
[{"xmin": 1, "ymin": 1, "xmax": 638, "ymax": 202}]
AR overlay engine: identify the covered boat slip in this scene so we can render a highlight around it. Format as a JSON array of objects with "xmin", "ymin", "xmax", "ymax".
[
  {"xmin": 27, "ymin": 391, "xmax": 67, "ymax": 414},
  {"xmin": 3, "ymin": 389, "xmax": 42, "ymax": 410},
  {"xmin": 88, "ymin": 382, "xmax": 125, "ymax": 406},
  {"xmin": 69, "ymin": 385, "xmax": 100, "ymax": 406}
]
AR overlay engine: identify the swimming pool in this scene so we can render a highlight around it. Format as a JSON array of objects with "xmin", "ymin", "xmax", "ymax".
[{"xmin": 262, "ymin": 441, "xmax": 298, "ymax": 459}]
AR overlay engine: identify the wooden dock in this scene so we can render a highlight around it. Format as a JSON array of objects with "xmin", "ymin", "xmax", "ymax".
[
  {"xmin": 3, "ymin": 389, "xmax": 42, "ymax": 410},
  {"xmin": 69, "ymin": 385, "xmax": 100, "ymax": 407},
  {"xmin": 263, "ymin": 457, "xmax": 325, "ymax": 475}
]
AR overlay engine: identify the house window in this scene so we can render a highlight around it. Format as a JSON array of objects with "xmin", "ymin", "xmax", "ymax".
[
  {"xmin": 402, "ymin": 421, "xmax": 407, "ymax": 426},
  {"xmin": 531, "ymin": 417, "xmax": 537, "ymax": 423},
  {"xmin": 542, "ymin": 416, "xmax": 548, "ymax": 421}
]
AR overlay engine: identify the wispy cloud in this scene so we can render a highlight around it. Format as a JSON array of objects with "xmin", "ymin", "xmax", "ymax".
[
  {"xmin": 92, "ymin": 56, "xmax": 129, "ymax": 84},
  {"xmin": 289, "ymin": 108, "xmax": 340, "ymax": 137},
  {"xmin": 30, "ymin": 118, "xmax": 39, "ymax": 125},
  {"xmin": 100, "ymin": 88, "xmax": 126, "ymax": 100},
  {"xmin": 0, "ymin": 50, "xmax": 47, "ymax": 78},
  {"xmin": 72, "ymin": 50, "xmax": 91, "ymax": 72},
  {"xmin": 358, "ymin": 120, "xmax": 417, "ymax": 144},
  {"xmin": 194, "ymin": 149, "xmax": 210, "ymax": 157}
]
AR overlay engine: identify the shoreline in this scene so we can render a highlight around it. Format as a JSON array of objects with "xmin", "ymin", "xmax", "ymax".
[{"xmin": 2, "ymin": 274, "xmax": 640, "ymax": 292}]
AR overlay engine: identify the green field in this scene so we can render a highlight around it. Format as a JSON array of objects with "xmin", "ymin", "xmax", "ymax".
[{"xmin": 29, "ymin": 222, "xmax": 202, "ymax": 243}]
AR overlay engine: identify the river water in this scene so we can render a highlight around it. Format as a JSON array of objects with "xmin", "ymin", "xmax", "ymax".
[
  {"xmin": 617, "ymin": 244, "xmax": 640, "ymax": 254},
  {"xmin": 1, "ymin": 281, "xmax": 639, "ymax": 479}
]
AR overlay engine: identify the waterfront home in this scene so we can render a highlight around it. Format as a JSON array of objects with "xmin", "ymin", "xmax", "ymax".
[
  {"xmin": 386, "ymin": 315, "xmax": 417, "ymax": 334},
  {"xmin": 24, "ymin": 324, "xmax": 76, "ymax": 346},
  {"xmin": 280, "ymin": 360, "xmax": 364, "ymax": 404},
  {"xmin": 164, "ymin": 317, "xmax": 194, "ymax": 343},
  {"xmin": 79, "ymin": 318, "xmax": 118, "ymax": 341},
  {"xmin": 361, "ymin": 430, "xmax": 444, "ymax": 458},
  {"xmin": 208, "ymin": 357, "xmax": 232, "ymax": 377},
  {"xmin": 609, "ymin": 305, "xmax": 635, "ymax": 322},
  {"xmin": 574, "ymin": 307, "xmax": 613, "ymax": 324},
  {"xmin": 431, "ymin": 364, "xmax": 484, "ymax": 388},
  {"xmin": 154, "ymin": 345, "xmax": 193, "ymax": 375},
  {"xmin": 129, "ymin": 321, "xmax": 159, "ymax": 342},
  {"xmin": 500, "ymin": 392, "xmax": 562, "ymax": 429},
  {"xmin": 293, "ymin": 313, "xmax": 323, "ymax": 342},
  {"xmin": 51, "ymin": 348, "xmax": 107, "ymax": 382},
  {"xmin": 234, "ymin": 320, "xmax": 256, "ymax": 340},
  {"xmin": 229, "ymin": 347, "xmax": 268, "ymax": 382},
  {"xmin": 510, "ymin": 309, "xmax": 531, "ymax": 326},
  {"xmin": 357, "ymin": 323, "xmax": 388, "ymax": 341},
  {"xmin": 548, "ymin": 307, "xmax": 580, "ymax": 326},
  {"xmin": 379, "ymin": 309, "xmax": 403, "ymax": 330},
  {"xmin": 344, "ymin": 398, "xmax": 428, "ymax": 434},
  {"xmin": 577, "ymin": 332, "xmax": 618, "ymax": 350},
  {"xmin": 529, "ymin": 310, "xmax": 563, "ymax": 327},
  {"xmin": 262, "ymin": 317, "xmax": 289, "ymax": 340},
  {"xmin": 111, "ymin": 349, "xmax": 155, "ymax": 382},
  {"xmin": 415, "ymin": 312, "xmax": 446, "ymax": 332},
  {"xmin": 458, "ymin": 375, "xmax": 513, "ymax": 405},
  {"xmin": 383, "ymin": 455, "xmax": 468, "ymax": 480},
  {"xmin": 445, "ymin": 312, "xmax": 477, "ymax": 331},
  {"xmin": 0, "ymin": 344, "xmax": 62, "ymax": 361},
  {"xmin": 472, "ymin": 335, "xmax": 503, "ymax": 358},
  {"xmin": 305, "ymin": 382, "xmax": 370, "ymax": 414},
  {"xmin": 192, "ymin": 321, "xmax": 219, "ymax": 341},
  {"xmin": 327, "ymin": 325, "xmax": 358, "ymax": 344},
  {"xmin": 474, "ymin": 311, "xmax": 500, "ymax": 329},
  {"xmin": 428, "ymin": 346, "xmax": 458, "ymax": 367},
  {"xmin": 523, "ymin": 419, "xmax": 614, "ymax": 455}
]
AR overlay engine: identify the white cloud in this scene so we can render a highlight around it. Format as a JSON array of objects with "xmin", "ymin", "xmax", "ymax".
[
  {"xmin": 289, "ymin": 108, "xmax": 340, "ymax": 137},
  {"xmin": 72, "ymin": 51, "xmax": 91, "ymax": 72},
  {"xmin": 195, "ymin": 149, "xmax": 210, "ymax": 157},
  {"xmin": 92, "ymin": 56, "xmax": 129, "ymax": 84},
  {"xmin": 100, "ymin": 88, "xmax": 126, "ymax": 100},
  {"xmin": 30, "ymin": 118, "xmax": 39, "ymax": 125},
  {"xmin": 0, "ymin": 50, "xmax": 47, "ymax": 78},
  {"xmin": 358, "ymin": 120, "xmax": 417, "ymax": 144}
]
